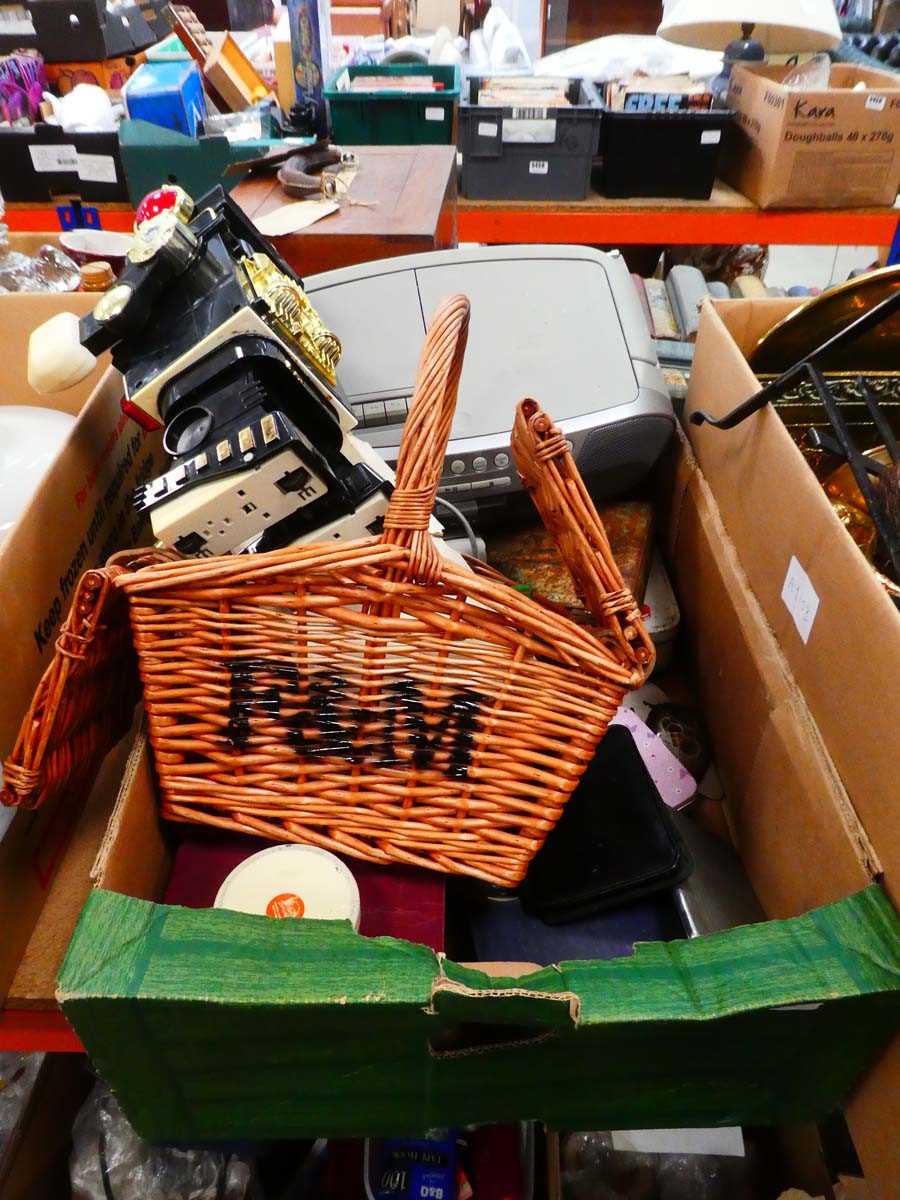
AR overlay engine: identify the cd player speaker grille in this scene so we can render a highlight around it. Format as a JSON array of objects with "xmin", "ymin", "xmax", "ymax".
[{"xmin": 576, "ymin": 415, "xmax": 674, "ymax": 499}]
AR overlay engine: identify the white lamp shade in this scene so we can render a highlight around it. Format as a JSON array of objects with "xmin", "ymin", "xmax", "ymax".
[{"xmin": 658, "ymin": 0, "xmax": 842, "ymax": 53}]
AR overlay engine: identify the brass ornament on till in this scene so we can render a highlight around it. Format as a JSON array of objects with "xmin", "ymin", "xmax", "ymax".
[
  {"xmin": 749, "ymin": 265, "xmax": 900, "ymax": 377},
  {"xmin": 823, "ymin": 445, "xmax": 894, "ymax": 514},
  {"xmin": 829, "ymin": 499, "xmax": 878, "ymax": 562},
  {"xmin": 241, "ymin": 252, "xmax": 342, "ymax": 384}
]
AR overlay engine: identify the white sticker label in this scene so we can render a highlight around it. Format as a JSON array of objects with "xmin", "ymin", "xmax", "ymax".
[
  {"xmin": 866, "ymin": 94, "xmax": 886, "ymax": 111},
  {"xmin": 77, "ymin": 153, "xmax": 118, "ymax": 184},
  {"xmin": 611, "ymin": 1129, "xmax": 745, "ymax": 1158},
  {"xmin": 700, "ymin": 129, "xmax": 722, "ymax": 145},
  {"xmin": 0, "ymin": 3, "xmax": 35, "ymax": 34},
  {"xmin": 28, "ymin": 143, "xmax": 78, "ymax": 173},
  {"xmin": 529, "ymin": 159, "xmax": 549, "ymax": 175},
  {"xmin": 781, "ymin": 555, "xmax": 820, "ymax": 644},
  {"xmin": 425, "ymin": 106, "xmax": 444, "ymax": 121},
  {"xmin": 477, "ymin": 120, "xmax": 498, "ymax": 137}
]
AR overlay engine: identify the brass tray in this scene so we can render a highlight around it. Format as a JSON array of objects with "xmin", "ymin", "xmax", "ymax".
[{"xmin": 749, "ymin": 265, "xmax": 900, "ymax": 377}]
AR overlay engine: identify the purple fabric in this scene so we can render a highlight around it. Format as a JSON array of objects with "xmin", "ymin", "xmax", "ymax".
[{"xmin": 0, "ymin": 53, "xmax": 48, "ymax": 124}]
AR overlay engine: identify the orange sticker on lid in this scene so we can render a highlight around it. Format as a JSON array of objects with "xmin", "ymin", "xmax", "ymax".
[{"xmin": 266, "ymin": 892, "xmax": 306, "ymax": 919}]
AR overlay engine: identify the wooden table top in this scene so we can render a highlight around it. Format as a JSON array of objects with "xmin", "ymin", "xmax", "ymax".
[{"xmin": 233, "ymin": 144, "xmax": 458, "ymax": 239}]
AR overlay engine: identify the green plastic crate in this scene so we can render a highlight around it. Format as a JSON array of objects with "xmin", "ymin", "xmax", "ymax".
[{"xmin": 325, "ymin": 63, "xmax": 460, "ymax": 145}]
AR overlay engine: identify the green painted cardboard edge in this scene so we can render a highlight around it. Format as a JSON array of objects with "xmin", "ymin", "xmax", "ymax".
[{"xmin": 58, "ymin": 885, "xmax": 900, "ymax": 1142}]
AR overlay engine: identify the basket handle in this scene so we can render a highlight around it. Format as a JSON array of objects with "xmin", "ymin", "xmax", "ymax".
[
  {"xmin": 379, "ymin": 294, "xmax": 470, "ymax": 584},
  {"xmin": 511, "ymin": 398, "xmax": 655, "ymax": 679}
]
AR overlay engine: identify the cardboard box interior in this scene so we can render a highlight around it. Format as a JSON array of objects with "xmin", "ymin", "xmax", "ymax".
[
  {"xmin": 39, "ymin": 430, "xmax": 898, "ymax": 1188},
  {"xmin": 0, "ymin": 308, "xmax": 163, "ymax": 1005},
  {"xmin": 6, "ymin": 233, "xmax": 63, "ymax": 258},
  {"xmin": 685, "ymin": 299, "xmax": 900, "ymax": 907},
  {"xmin": 0, "ymin": 300, "xmax": 896, "ymax": 1188},
  {"xmin": 80, "ymin": 429, "xmax": 878, "ymax": 919}
]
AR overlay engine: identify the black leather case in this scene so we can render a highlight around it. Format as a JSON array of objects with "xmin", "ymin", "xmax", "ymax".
[{"xmin": 519, "ymin": 725, "xmax": 693, "ymax": 924}]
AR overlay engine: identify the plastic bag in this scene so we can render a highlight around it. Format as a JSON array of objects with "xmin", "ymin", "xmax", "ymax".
[
  {"xmin": 560, "ymin": 1131, "xmax": 758, "ymax": 1200},
  {"xmin": 70, "ymin": 1082, "xmax": 255, "ymax": 1200},
  {"xmin": 0, "ymin": 1053, "xmax": 44, "ymax": 1153}
]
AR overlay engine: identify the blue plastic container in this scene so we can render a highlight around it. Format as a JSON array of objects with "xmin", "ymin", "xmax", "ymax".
[{"xmin": 123, "ymin": 60, "xmax": 206, "ymax": 138}]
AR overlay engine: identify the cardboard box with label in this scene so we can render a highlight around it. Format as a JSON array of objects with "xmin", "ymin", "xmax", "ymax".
[
  {"xmin": 685, "ymin": 297, "xmax": 900, "ymax": 1197},
  {"xmin": 723, "ymin": 63, "xmax": 900, "ymax": 208},
  {"xmin": 0, "ymin": 294, "xmax": 163, "ymax": 1007}
]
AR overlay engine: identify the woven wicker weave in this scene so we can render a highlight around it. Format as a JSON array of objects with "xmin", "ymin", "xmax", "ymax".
[{"xmin": 2, "ymin": 295, "xmax": 653, "ymax": 887}]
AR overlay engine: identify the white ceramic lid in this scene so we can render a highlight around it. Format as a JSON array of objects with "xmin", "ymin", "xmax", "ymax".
[{"xmin": 214, "ymin": 844, "xmax": 361, "ymax": 929}]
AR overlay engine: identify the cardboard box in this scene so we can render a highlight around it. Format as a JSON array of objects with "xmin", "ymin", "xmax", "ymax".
[
  {"xmin": 684, "ymin": 297, "xmax": 900, "ymax": 1198},
  {"xmin": 0, "ymin": 296, "xmax": 164, "ymax": 1003},
  {"xmin": 723, "ymin": 63, "xmax": 900, "ymax": 208},
  {"xmin": 44, "ymin": 431, "xmax": 900, "ymax": 1181}
]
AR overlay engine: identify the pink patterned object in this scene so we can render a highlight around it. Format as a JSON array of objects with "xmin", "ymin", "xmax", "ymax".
[{"xmin": 611, "ymin": 706, "xmax": 697, "ymax": 809}]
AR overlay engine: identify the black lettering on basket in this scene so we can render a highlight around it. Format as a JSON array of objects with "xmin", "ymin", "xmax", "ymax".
[{"xmin": 224, "ymin": 659, "xmax": 484, "ymax": 779}]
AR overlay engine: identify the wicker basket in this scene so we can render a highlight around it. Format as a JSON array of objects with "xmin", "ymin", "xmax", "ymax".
[{"xmin": 3, "ymin": 295, "xmax": 653, "ymax": 887}]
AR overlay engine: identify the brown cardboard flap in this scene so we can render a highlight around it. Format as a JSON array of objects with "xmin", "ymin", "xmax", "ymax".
[
  {"xmin": 0, "ymin": 308, "xmax": 162, "ymax": 1004},
  {"xmin": 6, "ymin": 723, "xmax": 140, "ymax": 1008},
  {"xmin": 846, "ymin": 1033, "xmax": 900, "ymax": 1200},
  {"xmin": 92, "ymin": 726, "xmax": 169, "ymax": 901},
  {"xmin": 685, "ymin": 302, "xmax": 900, "ymax": 908},
  {"xmin": 661, "ymin": 435, "xmax": 875, "ymax": 917}
]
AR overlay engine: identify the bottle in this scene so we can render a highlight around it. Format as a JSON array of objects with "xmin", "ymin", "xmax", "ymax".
[{"xmin": 79, "ymin": 261, "xmax": 116, "ymax": 292}]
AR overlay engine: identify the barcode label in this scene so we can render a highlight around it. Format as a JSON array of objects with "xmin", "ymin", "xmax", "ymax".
[
  {"xmin": 700, "ymin": 129, "xmax": 721, "ymax": 145},
  {"xmin": 529, "ymin": 160, "xmax": 549, "ymax": 175},
  {"xmin": 511, "ymin": 106, "xmax": 548, "ymax": 120},
  {"xmin": 0, "ymin": 3, "xmax": 35, "ymax": 33},
  {"xmin": 478, "ymin": 121, "xmax": 498, "ymax": 137},
  {"xmin": 29, "ymin": 144, "xmax": 78, "ymax": 173},
  {"xmin": 866, "ymin": 94, "xmax": 886, "ymax": 111},
  {"xmin": 77, "ymin": 153, "xmax": 118, "ymax": 184},
  {"xmin": 425, "ymin": 106, "xmax": 444, "ymax": 121}
]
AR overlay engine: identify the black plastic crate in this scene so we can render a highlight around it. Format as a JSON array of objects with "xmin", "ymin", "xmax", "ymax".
[
  {"xmin": 597, "ymin": 108, "xmax": 733, "ymax": 200},
  {"xmin": 16, "ymin": 0, "xmax": 163, "ymax": 61},
  {"xmin": 458, "ymin": 76, "xmax": 602, "ymax": 200},
  {"xmin": 0, "ymin": 124, "xmax": 128, "ymax": 202}
]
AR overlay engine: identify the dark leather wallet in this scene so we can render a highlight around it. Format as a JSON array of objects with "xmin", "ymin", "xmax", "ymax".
[{"xmin": 519, "ymin": 725, "xmax": 693, "ymax": 924}]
